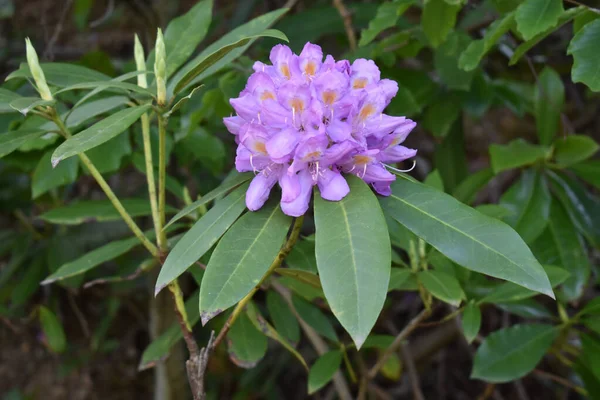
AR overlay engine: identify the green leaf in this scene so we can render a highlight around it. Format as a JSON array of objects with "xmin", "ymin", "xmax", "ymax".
[
  {"xmin": 170, "ymin": 8, "xmax": 288, "ymax": 95},
  {"xmin": 39, "ymin": 306, "xmax": 67, "ymax": 353},
  {"xmin": 279, "ymin": 276, "xmax": 325, "ymax": 301},
  {"xmin": 71, "ymin": 71, "xmax": 149, "ymax": 109},
  {"xmin": 39, "ymin": 198, "xmax": 161, "ymax": 225},
  {"xmin": 0, "ymin": 129, "xmax": 47, "ymax": 159},
  {"xmin": 148, "ymin": 0, "xmax": 213, "ymax": 78},
  {"xmin": 42, "ymin": 235, "xmax": 144, "ymax": 284},
  {"xmin": 489, "ymin": 139, "xmax": 549, "ymax": 174},
  {"xmin": 548, "ymin": 170, "xmax": 600, "ymax": 248},
  {"xmin": 434, "ymin": 32, "xmax": 476, "ymax": 91},
  {"xmin": 6, "ymin": 62, "xmax": 110, "ymax": 86},
  {"xmin": 9, "ymin": 97, "xmax": 55, "ymax": 115},
  {"xmin": 276, "ymin": 268, "xmax": 322, "ymax": 289},
  {"xmin": 173, "ymin": 29, "xmax": 288, "ymax": 94},
  {"xmin": 83, "ymin": 130, "xmax": 131, "ymax": 175},
  {"xmin": 495, "ymin": 299, "xmax": 553, "ymax": 319},
  {"xmin": 379, "ymin": 178, "xmax": 554, "ymax": 298},
  {"xmin": 51, "ymin": 104, "xmax": 151, "ymax": 166},
  {"xmin": 11, "ymin": 256, "xmax": 46, "ymax": 306},
  {"xmin": 434, "ymin": 121, "xmax": 468, "ymax": 192},
  {"xmin": 458, "ymin": 12, "xmax": 515, "ymax": 71},
  {"xmin": 462, "ymin": 302, "xmax": 481, "ymax": 344},
  {"xmin": 452, "ymin": 168, "xmax": 493, "ymax": 204},
  {"xmin": 534, "ymin": 67, "xmax": 565, "ymax": 145},
  {"xmin": 471, "ymin": 324, "xmax": 558, "ymax": 382},
  {"xmin": 574, "ymin": 9, "xmax": 600, "ymax": 34},
  {"xmin": 418, "ymin": 270, "xmax": 465, "ymax": 306},
  {"xmin": 66, "ymin": 96, "xmax": 130, "ymax": 128},
  {"xmin": 32, "ymin": 150, "xmax": 79, "ymax": 198},
  {"xmin": 422, "ymin": 93, "xmax": 462, "ymax": 138},
  {"xmin": 314, "ymin": 176, "xmax": 391, "ymax": 348},
  {"xmin": 199, "ymin": 201, "xmax": 291, "ymax": 324},
  {"xmin": 515, "ymin": 0, "xmax": 563, "ymax": 40},
  {"xmin": 0, "ymin": 88, "xmax": 22, "ymax": 113},
  {"xmin": 581, "ymin": 298, "xmax": 600, "ymax": 316},
  {"xmin": 547, "ymin": 199, "xmax": 590, "ymax": 300},
  {"xmin": 570, "ymin": 160, "xmax": 600, "ymax": 190},
  {"xmin": 510, "ymin": 6, "xmax": 585, "ymax": 65},
  {"xmin": 554, "ymin": 135, "xmax": 599, "ymax": 166},
  {"xmin": 155, "ymin": 184, "xmax": 248, "ymax": 294},
  {"xmin": 53, "ymin": 80, "xmax": 153, "ymax": 97},
  {"xmin": 424, "ymin": 169, "xmax": 444, "ymax": 191},
  {"xmin": 359, "ymin": 0, "xmax": 415, "ymax": 47},
  {"xmin": 285, "ymin": 239, "xmax": 317, "ymax": 273},
  {"xmin": 421, "ymin": 0, "xmax": 461, "ymax": 48},
  {"xmin": 138, "ymin": 291, "xmax": 200, "ymax": 370},
  {"xmin": 388, "ymin": 268, "xmax": 418, "ymax": 291},
  {"xmin": 500, "ymin": 169, "xmax": 551, "ymax": 243},
  {"xmin": 307, "ymin": 350, "xmax": 342, "ymax": 394},
  {"xmin": 568, "ymin": 19, "xmax": 600, "ymax": 92},
  {"xmin": 227, "ymin": 311, "xmax": 267, "ymax": 368},
  {"xmin": 266, "ymin": 290, "xmax": 300, "ymax": 344},
  {"xmin": 165, "ymin": 85, "xmax": 203, "ymax": 118},
  {"xmin": 165, "ymin": 171, "xmax": 252, "ymax": 229},
  {"xmin": 292, "ymin": 295, "xmax": 338, "ymax": 342}
]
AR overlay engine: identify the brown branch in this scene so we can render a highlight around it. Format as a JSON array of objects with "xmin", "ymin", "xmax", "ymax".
[
  {"xmin": 333, "ymin": 0, "xmax": 357, "ymax": 51},
  {"xmin": 401, "ymin": 343, "xmax": 424, "ymax": 400},
  {"xmin": 534, "ymin": 369, "xmax": 588, "ymax": 396},
  {"xmin": 368, "ymin": 307, "xmax": 433, "ymax": 379},
  {"xmin": 186, "ymin": 331, "xmax": 215, "ymax": 400}
]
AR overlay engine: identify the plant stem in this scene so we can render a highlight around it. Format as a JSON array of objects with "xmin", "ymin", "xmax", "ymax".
[
  {"xmin": 51, "ymin": 112, "xmax": 159, "ymax": 258},
  {"xmin": 212, "ymin": 215, "xmax": 305, "ymax": 349},
  {"xmin": 367, "ymin": 307, "xmax": 432, "ymax": 379},
  {"xmin": 169, "ymin": 280, "xmax": 198, "ymax": 356},
  {"xmin": 140, "ymin": 112, "xmax": 162, "ymax": 248},
  {"xmin": 157, "ymin": 113, "xmax": 168, "ymax": 251}
]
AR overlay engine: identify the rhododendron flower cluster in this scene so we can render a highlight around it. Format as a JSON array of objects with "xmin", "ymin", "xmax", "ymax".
[{"xmin": 224, "ymin": 42, "xmax": 417, "ymax": 217}]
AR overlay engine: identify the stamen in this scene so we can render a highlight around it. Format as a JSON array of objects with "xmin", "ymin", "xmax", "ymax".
[
  {"xmin": 250, "ymin": 154, "xmax": 258, "ymax": 175},
  {"xmin": 292, "ymin": 107, "xmax": 296, "ymax": 126},
  {"xmin": 384, "ymin": 160, "xmax": 417, "ymax": 173},
  {"xmin": 361, "ymin": 164, "xmax": 367, "ymax": 178},
  {"xmin": 257, "ymin": 112, "xmax": 262, "ymax": 124}
]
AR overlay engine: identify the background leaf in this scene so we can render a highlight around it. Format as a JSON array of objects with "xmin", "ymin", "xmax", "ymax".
[
  {"xmin": 39, "ymin": 306, "xmax": 67, "ymax": 353},
  {"xmin": 568, "ymin": 19, "xmax": 600, "ymax": 91},
  {"xmin": 307, "ymin": 350, "xmax": 342, "ymax": 394},
  {"xmin": 515, "ymin": 0, "xmax": 563, "ymax": 40},
  {"xmin": 534, "ymin": 67, "xmax": 565, "ymax": 146}
]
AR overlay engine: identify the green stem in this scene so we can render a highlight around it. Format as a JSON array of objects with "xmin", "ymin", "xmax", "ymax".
[
  {"xmin": 52, "ymin": 113, "xmax": 159, "ymax": 258},
  {"xmin": 140, "ymin": 112, "xmax": 162, "ymax": 246},
  {"xmin": 157, "ymin": 113, "xmax": 168, "ymax": 251},
  {"xmin": 212, "ymin": 215, "xmax": 305, "ymax": 348}
]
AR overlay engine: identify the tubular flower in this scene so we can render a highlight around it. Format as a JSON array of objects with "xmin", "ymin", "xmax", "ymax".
[{"xmin": 224, "ymin": 42, "xmax": 417, "ymax": 217}]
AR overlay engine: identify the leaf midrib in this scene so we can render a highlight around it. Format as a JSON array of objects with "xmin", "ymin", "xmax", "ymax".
[
  {"xmin": 388, "ymin": 193, "xmax": 540, "ymax": 285},
  {"xmin": 339, "ymin": 199, "xmax": 362, "ymax": 332}
]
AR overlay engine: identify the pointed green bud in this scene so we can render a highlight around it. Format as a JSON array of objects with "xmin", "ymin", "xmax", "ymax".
[
  {"xmin": 134, "ymin": 34, "xmax": 148, "ymax": 89},
  {"xmin": 154, "ymin": 28, "xmax": 167, "ymax": 106},
  {"xmin": 25, "ymin": 38, "xmax": 53, "ymax": 101}
]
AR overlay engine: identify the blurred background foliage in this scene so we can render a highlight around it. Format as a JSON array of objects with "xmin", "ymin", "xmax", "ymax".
[{"xmin": 0, "ymin": 0, "xmax": 599, "ymax": 399}]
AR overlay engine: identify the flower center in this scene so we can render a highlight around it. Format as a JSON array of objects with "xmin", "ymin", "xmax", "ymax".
[
  {"xmin": 280, "ymin": 64, "xmax": 291, "ymax": 79},
  {"xmin": 353, "ymin": 155, "xmax": 373, "ymax": 165},
  {"xmin": 353, "ymin": 78, "xmax": 368, "ymax": 89},
  {"xmin": 304, "ymin": 61, "xmax": 317, "ymax": 76},
  {"xmin": 260, "ymin": 91, "xmax": 276, "ymax": 101},
  {"xmin": 358, "ymin": 103, "xmax": 376, "ymax": 121},
  {"xmin": 322, "ymin": 91, "xmax": 337, "ymax": 106}
]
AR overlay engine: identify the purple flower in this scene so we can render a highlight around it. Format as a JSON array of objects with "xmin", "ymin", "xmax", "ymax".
[{"xmin": 226, "ymin": 42, "xmax": 417, "ymax": 216}]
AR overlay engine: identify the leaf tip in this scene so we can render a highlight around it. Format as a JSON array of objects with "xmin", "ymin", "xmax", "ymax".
[
  {"xmin": 200, "ymin": 309, "xmax": 222, "ymax": 326},
  {"xmin": 51, "ymin": 157, "xmax": 60, "ymax": 168}
]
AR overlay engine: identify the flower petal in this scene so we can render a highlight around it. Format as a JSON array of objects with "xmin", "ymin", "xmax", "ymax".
[
  {"xmin": 318, "ymin": 169, "xmax": 349, "ymax": 201},
  {"xmin": 281, "ymin": 169, "xmax": 313, "ymax": 217},
  {"xmin": 246, "ymin": 169, "xmax": 281, "ymax": 211}
]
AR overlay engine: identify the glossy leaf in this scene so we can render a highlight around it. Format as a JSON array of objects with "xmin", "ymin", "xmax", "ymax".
[
  {"xmin": 285, "ymin": 239, "xmax": 317, "ymax": 273},
  {"xmin": 515, "ymin": 0, "xmax": 563, "ymax": 40},
  {"xmin": 51, "ymin": 105, "xmax": 151, "ymax": 166},
  {"xmin": 292, "ymin": 295, "xmax": 338, "ymax": 342},
  {"xmin": 459, "ymin": 12, "xmax": 515, "ymax": 71},
  {"xmin": 495, "ymin": 299, "xmax": 553, "ymax": 319},
  {"xmin": 307, "ymin": 350, "xmax": 342, "ymax": 394},
  {"xmin": 314, "ymin": 176, "xmax": 391, "ymax": 348},
  {"xmin": 422, "ymin": 93, "xmax": 463, "ymax": 138},
  {"xmin": 65, "ymin": 96, "xmax": 130, "ymax": 128},
  {"xmin": 279, "ymin": 276, "xmax": 325, "ymax": 301},
  {"xmin": 39, "ymin": 198, "xmax": 160, "ymax": 225},
  {"xmin": 434, "ymin": 121, "xmax": 468, "ymax": 192},
  {"xmin": 421, "ymin": 0, "xmax": 461, "ymax": 48},
  {"xmin": 419, "ymin": 270, "xmax": 465, "ymax": 306},
  {"xmin": 0, "ymin": 130, "xmax": 46, "ymax": 159},
  {"xmin": 39, "ymin": 306, "xmax": 67, "ymax": 353},
  {"xmin": 276, "ymin": 268, "xmax": 322, "ymax": 289},
  {"xmin": 227, "ymin": 312, "xmax": 267, "ymax": 368},
  {"xmin": 500, "ymin": 169, "xmax": 551, "ymax": 243},
  {"xmin": 32, "ymin": 150, "xmax": 79, "ymax": 199},
  {"xmin": 462, "ymin": 302, "xmax": 481, "ymax": 344},
  {"xmin": 568, "ymin": 19, "xmax": 600, "ymax": 91},
  {"xmin": 83, "ymin": 131, "xmax": 131, "ymax": 175},
  {"xmin": 165, "ymin": 171, "xmax": 252, "ymax": 229},
  {"xmin": 9, "ymin": 97, "xmax": 55, "ymax": 115},
  {"xmin": 570, "ymin": 160, "xmax": 600, "ymax": 190},
  {"xmin": 548, "ymin": 170, "xmax": 600, "ymax": 248},
  {"xmin": 199, "ymin": 201, "xmax": 291, "ymax": 324},
  {"xmin": 170, "ymin": 8, "xmax": 288, "ymax": 95},
  {"xmin": 452, "ymin": 168, "xmax": 493, "ymax": 205},
  {"xmin": 489, "ymin": 139, "xmax": 549, "ymax": 174},
  {"xmin": 471, "ymin": 324, "xmax": 558, "ymax": 382},
  {"xmin": 534, "ymin": 67, "xmax": 565, "ymax": 146},
  {"xmin": 379, "ymin": 178, "xmax": 554, "ymax": 298},
  {"xmin": 6, "ymin": 62, "xmax": 109, "ymax": 86},
  {"xmin": 53, "ymin": 80, "xmax": 153, "ymax": 97},
  {"xmin": 173, "ymin": 29, "xmax": 288, "ymax": 94},
  {"xmin": 266, "ymin": 290, "xmax": 300, "ymax": 344},
  {"xmin": 359, "ymin": 0, "xmax": 415, "ymax": 46},
  {"xmin": 554, "ymin": 135, "xmax": 599, "ymax": 166},
  {"xmin": 388, "ymin": 268, "xmax": 418, "ymax": 291},
  {"xmin": 434, "ymin": 32, "xmax": 476, "ymax": 91},
  {"xmin": 547, "ymin": 200, "xmax": 590, "ymax": 300},
  {"xmin": 0, "ymin": 88, "xmax": 22, "ymax": 113},
  {"xmin": 155, "ymin": 184, "xmax": 248, "ymax": 294}
]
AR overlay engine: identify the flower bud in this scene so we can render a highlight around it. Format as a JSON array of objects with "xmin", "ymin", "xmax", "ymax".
[
  {"xmin": 25, "ymin": 38, "xmax": 53, "ymax": 101},
  {"xmin": 154, "ymin": 28, "xmax": 167, "ymax": 106},
  {"xmin": 134, "ymin": 34, "xmax": 148, "ymax": 89}
]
